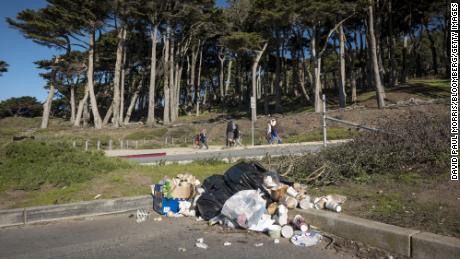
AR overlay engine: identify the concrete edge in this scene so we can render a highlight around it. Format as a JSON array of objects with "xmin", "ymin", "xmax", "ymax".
[
  {"xmin": 2, "ymin": 196, "xmax": 459, "ymax": 258},
  {"xmin": 411, "ymin": 231, "xmax": 460, "ymax": 259},
  {"xmin": 0, "ymin": 195, "xmax": 152, "ymax": 228},
  {"xmin": 293, "ymin": 209, "xmax": 460, "ymax": 258}
]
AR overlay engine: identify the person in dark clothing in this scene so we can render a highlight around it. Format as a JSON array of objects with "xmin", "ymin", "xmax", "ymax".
[
  {"xmin": 233, "ymin": 124, "xmax": 242, "ymax": 146},
  {"xmin": 226, "ymin": 120, "xmax": 236, "ymax": 147},
  {"xmin": 199, "ymin": 128, "xmax": 209, "ymax": 149}
]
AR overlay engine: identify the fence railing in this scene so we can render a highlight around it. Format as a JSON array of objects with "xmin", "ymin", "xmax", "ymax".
[
  {"xmin": 29, "ymin": 136, "xmax": 197, "ymax": 151},
  {"xmin": 321, "ymin": 94, "xmax": 382, "ymax": 147}
]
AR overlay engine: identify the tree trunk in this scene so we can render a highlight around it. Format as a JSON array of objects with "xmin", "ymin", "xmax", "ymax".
[
  {"xmin": 196, "ymin": 46, "xmax": 203, "ymax": 116},
  {"xmin": 119, "ymin": 39, "xmax": 127, "ymax": 125},
  {"xmin": 146, "ymin": 25, "xmax": 158, "ymax": 127},
  {"xmin": 388, "ymin": 0, "xmax": 397, "ymax": 87},
  {"xmin": 70, "ymin": 85, "xmax": 76, "ymax": 124},
  {"xmin": 163, "ymin": 25, "xmax": 171, "ymax": 125},
  {"xmin": 190, "ymin": 41, "xmax": 199, "ymax": 110},
  {"xmin": 124, "ymin": 77, "xmax": 143, "ymax": 124},
  {"xmin": 83, "ymin": 97, "xmax": 90, "ymax": 128},
  {"xmin": 112, "ymin": 26, "xmax": 126, "ymax": 128},
  {"xmin": 103, "ymin": 103, "xmax": 113, "ymax": 126},
  {"xmin": 74, "ymin": 88, "xmax": 89, "ymax": 127},
  {"xmin": 251, "ymin": 43, "xmax": 268, "ymax": 122},
  {"xmin": 40, "ymin": 80, "xmax": 55, "ymax": 129},
  {"xmin": 424, "ymin": 21, "xmax": 438, "ymax": 75},
  {"xmin": 275, "ymin": 37, "xmax": 282, "ymax": 112},
  {"xmin": 218, "ymin": 50, "xmax": 225, "ymax": 99},
  {"xmin": 169, "ymin": 39, "xmax": 175, "ymax": 123},
  {"xmin": 339, "ymin": 23, "xmax": 346, "ymax": 108},
  {"xmin": 225, "ymin": 59, "xmax": 232, "ymax": 95},
  {"xmin": 87, "ymin": 29, "xmax": 102, "ymax": 128},
  {"xmin": 401, "ymin": 35, "xmax": 408, "ymax": 83},
  {"xmin": 351, "ymin": 70, "xmax": 357, "ymax": 102},
  {"xmin": 368, "ymin": 0, "xmax": 385, "ymax": 108}
]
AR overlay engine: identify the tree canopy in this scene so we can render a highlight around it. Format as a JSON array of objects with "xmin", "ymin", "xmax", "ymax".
[{"xmin": 5, "ymin": 0, "xmax": 449, "ymax": 127}]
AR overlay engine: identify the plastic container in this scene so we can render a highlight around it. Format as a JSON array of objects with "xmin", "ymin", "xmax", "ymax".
[
  {"xmin": 299, "ymin": 198, "xmax": 314, "ymax": 210},
  {"xmin": 293, "ymin": 215, "xmax": 309, "ymax": 232},
  {"xmin": 281, "ymin": 225, "xmax": 294, "ymax": 238},
  {"xmin": 267, "ymin": 225, "xmax": 282, "ymax": 239},
  {"xmin": 325, "ymin": 200, "xmax": 342, "ymax": 213},
  {"xmin": 278, "ymin": 214, "xmax": 288, "ymax": 226}
]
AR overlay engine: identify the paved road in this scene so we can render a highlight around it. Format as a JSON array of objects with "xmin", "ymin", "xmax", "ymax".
[
  {"xmin": 0, "ymin": 213, "xmax": 352, "ymax": 259},
  {"xmin": 126, "ymin": 141, "xmax": 346, "ymax": 164}
]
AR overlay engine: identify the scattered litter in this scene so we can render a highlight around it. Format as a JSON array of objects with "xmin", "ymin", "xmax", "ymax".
[
  {"xmin": 281, "ymin": 225, "xmax": 294, "ymax": 238},
  {"xmin": 136, "ymin": 209, "xmax": 149, "ymax": 223},
  {"xmin": 196, "ymin": 238, "xmax": 208, "ymax": 249},
  {"xmin": 94, "ymin": 194, "xmax": 101, "ymax": 199},
  {"xmin": 290, "ymin": 231, "xmax": 322, "ymax": 247},
  {"xmin": 145, "ymin": 161, "xmax": 352, "ymax": 248},
  {"xmin": 293, "ymin": 215, "xmax": 309, "ymax": 232},
  {"xmin": 178, "ymin": 247, "xmax": 187, "ymax": 252},
  {"xmin": 196, "ymin": 242, "xmax": 208, "ymax": 249},
  {"xmin": 267, "ymin": 225, "xmax": 282, "ymax": 239},
  {"xmin": 221, "ymin": 189, "xmax": 267, "ymax": 230}
]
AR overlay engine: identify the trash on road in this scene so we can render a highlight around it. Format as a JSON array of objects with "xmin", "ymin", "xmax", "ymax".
[
  {"xmin": 267, "ymin": 225, "xmax": 282, "ymax": 238},
  {"xmin": 290, "ymin": 231, "xmax": 322, "ymax": 247},
  {"xmin": 293, "ymin": 215, "xmax": 309, "ymax": 232},
  {"xmin": 136, "ymin": 209, "xmax": 149, "ymax": 223},
  {"xmin": 196, "ymin": 238, "xmax": 208, "ymax": 249},
  {"xmin": 147, "ymin": 161, "xmax": 348, "ymax": 248}
]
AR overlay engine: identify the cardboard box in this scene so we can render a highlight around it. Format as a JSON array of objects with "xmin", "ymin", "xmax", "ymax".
[
  {"xmin": 170, "ymin": 183, "xmax": 193, "ymax": 199},
  {"xmin": 152, "ymin": 184, "xmax": 190, "ymax": 215}
]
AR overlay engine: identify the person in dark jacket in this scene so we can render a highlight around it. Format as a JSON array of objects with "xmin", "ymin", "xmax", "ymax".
[
  {"xmin": 199, "ymin": 128, "xmax": 209, "ymax": 149},
  {"xmin": 234, "ymin": 124, "xmax": 242, "ymax": 146},
  {"xmin": 226, "ymin": 120, "xmax": 236, "ymax": 147}
]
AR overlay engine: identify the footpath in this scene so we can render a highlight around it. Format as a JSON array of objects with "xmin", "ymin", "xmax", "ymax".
[{"xmin": 105, "ymin": 140, "xmax": 349, "ymax": 159}]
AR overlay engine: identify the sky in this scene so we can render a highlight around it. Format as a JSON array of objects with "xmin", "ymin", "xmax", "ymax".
[
  {"xmin": 0, "ymin": 0, "xmax": 228, "ymax": 102},
  {"xmin": 0, "ymin": 0, "xmax": 53, "ymax": 102}
]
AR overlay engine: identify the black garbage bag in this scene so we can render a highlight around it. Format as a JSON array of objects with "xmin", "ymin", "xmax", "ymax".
[
  {"xmin": 196, "ymin": 175, "xmax": 234, "ymax": 220},
  {"xmin": 196, "ymin": 161, "xmax": 292, "ymax": 220}
]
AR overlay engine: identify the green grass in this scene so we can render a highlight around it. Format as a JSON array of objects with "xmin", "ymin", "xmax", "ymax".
[
  {"xmin": 356, "ymin": 79, "xmax": 450, "ymax": 102},
  {"xmin": 0, "ymin": 141, "xmax": 130, "ymax": 191},
  {"xmin": 8, "ymin": 161, "xmax": 232, "ymax": 208},
  {"xmin": 284, "ymin": 127, "xmax": 359, "ymax": 143},
  {"xmin": 408, "ymin": 79, "xmax": 449, "ymax": 89},
  {"xmin": 0, "ymin": 141, "xmax": 232, "ymax": 208}
]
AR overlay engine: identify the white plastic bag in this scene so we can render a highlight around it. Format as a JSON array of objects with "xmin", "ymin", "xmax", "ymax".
[{"xmin": 221, "ymin": 189, "xmax": 267, "ymax": 229}]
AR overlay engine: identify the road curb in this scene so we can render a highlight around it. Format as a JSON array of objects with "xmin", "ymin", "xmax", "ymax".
[
  {"xmin": 293, "ymin": 209, "xmax": 460, "ymax": 258},
  {"xmin": 411, "ymin": 231, "xmax": 460, "ymax": 259},
  {"xmin": 1, "ymin": 197, "xmax": 459, "ymax": 258},
  {"xmin": 0, "ymin": 195, "xmax": 152, "ymax": 228}
]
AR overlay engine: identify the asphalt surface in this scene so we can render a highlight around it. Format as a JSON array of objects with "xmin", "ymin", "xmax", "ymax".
[
  {"xmin": 128, "ymin": 142, "xmax": 338, "ymax": 164},
  {"xmin": 0, "ymin": 213, "xmax": 353, "ymax": 259}
]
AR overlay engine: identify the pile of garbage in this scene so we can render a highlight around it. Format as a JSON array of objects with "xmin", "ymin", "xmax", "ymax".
[{"xmin": 150, "ymin": 162, "xmax": 346, "ymax": 247}]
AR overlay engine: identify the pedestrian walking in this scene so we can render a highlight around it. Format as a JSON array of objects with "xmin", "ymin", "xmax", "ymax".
[
  {"xmin": 199, "ymin": 128, "xmax": 209, "ymax": 149},
  {"xmin": 268, "ymin": 118, "xmax": 282, "ymax": 144}
]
